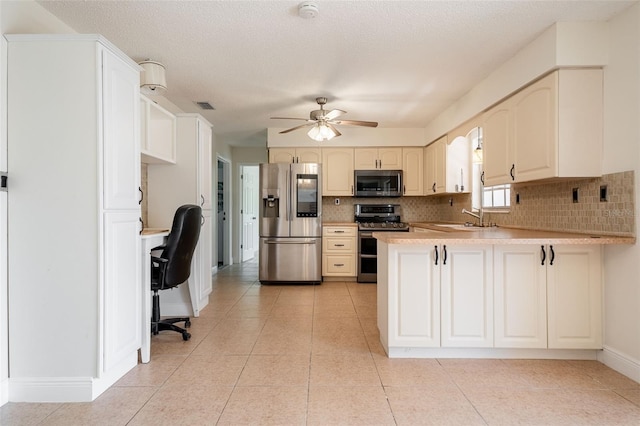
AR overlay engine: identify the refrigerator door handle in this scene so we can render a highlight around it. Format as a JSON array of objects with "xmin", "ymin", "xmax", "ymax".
[{"xmin": 285, "ymin": 169, "xmax": 290, "ymax": 222}]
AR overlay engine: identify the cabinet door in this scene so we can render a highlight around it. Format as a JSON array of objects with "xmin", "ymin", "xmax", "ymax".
[
  {"xmin": 144, "ymin": 100, "xmax": 176, "ymax": 164},
  {"xmin": 441, "ymin": 245, "xmax": 493, "ymax": 347},
  {"xmin": 102, "ymin": 48, "xmax": 141, "ymax": 210},
  {"xmin": 512, "ymin": 72, "xmax": 557, "ymax": 182},
  {"xmin": 189, "ymin": 209, "xmax": 212, "ymax": 316},
  {"xmin": 296, "ymin": 148, "xmax": 322, "ymax": 163},
  {"xmin": 322, "ymin": 148, "xmax": 354, "ymax": 196},
  {"xmin": 424, "ymin": 136, "xmax": 446, "ymax": 195},
  {"xmin": 197, "ymin": 120, "xmax": 213, "ymax": 210},
  {"xmin": 494, "ymin": 245, "xmax": 547, "ymax": 348},
  {"xmin": 103, "ymin": 211, "xmax": 141, "ymax": 372},
  {"xmin": 547, "ymin": 245, "xmax": 602, "ymax": 349},
  {"xmin": 402, "ymin": 147, "xmax": 424, "ymax": 196},
  {"xmin": 354, "ymin": 148, "xmax": 378, "ymax": 170},
  {"xmin": 378, "ymin": 148, "xmax": 403, "ymax": 170},
  {"xmin": 384, "ymin": 245, "xmax": 440, "ymax": 348},
  {"xmin": 269, "ymin": 148, "xmax": 296, "ymax": 163},
  {"xmin": 482, "ymin": 101, "xmax": 513, "ymax": 186}
]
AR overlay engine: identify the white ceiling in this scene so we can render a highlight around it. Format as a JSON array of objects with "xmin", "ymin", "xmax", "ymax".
[{"xmin": 38, "ymin": 0, "xmax": 635, "ymax": 148}]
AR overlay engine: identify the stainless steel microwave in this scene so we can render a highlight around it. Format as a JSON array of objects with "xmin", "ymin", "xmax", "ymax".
[{"xmin": 354, "ymin": 170, "xmax": 403, "ymax": 197}]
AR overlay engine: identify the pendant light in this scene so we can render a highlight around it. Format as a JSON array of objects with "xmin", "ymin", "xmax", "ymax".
[{"xmin": 138, "ymin": 60, "xmax": 167, "ymax": 95}]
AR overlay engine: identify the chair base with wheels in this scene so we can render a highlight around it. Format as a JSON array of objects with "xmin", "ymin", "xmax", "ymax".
[{"xmin": 151, "ymin": 290, "xmax": 191, "ymax": 341}]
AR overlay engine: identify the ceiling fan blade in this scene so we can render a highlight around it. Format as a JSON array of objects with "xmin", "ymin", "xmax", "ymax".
[
  {"xmin": 324, "ymin": 109, "xmax": 346, "ymax": 120},
  {"xmin": 271, "ymin": 117, "xmax": 314, "ymax": 122},
  {"xmin": 331, "ymin": 119, "xmax": 378, "ymax": 128},
  {"xmin": 327, "ymin": 123, "xmax": 342, "ymax": 137},
  {"xmin": 279, "ymin": 122, "xmax": 315, "ymax": 134}
]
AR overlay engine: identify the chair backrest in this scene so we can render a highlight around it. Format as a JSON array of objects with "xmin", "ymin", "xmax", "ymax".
[{"xmin": 160, "ymin": 204, "xmax": 202, "ymax": 289}]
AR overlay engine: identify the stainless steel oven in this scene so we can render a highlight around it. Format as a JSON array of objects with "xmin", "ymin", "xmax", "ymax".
[{"xmin": 354, "ymin": 204, "xmax": 409, "ymax": 283}]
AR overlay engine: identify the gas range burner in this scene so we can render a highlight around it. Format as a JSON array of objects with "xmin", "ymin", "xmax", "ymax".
[{"xmin": 358, "ymin": 221, "xmax": 409, "ymax": 231}]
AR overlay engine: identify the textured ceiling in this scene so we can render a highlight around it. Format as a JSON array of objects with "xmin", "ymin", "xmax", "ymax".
[{"xmin": 37, "ymin": 0, "xmax": 635, "ymax": 147}]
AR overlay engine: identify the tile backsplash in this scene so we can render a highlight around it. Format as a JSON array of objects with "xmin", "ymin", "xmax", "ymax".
[{"xmin": 322, "ymin": 170, "xmax": 635, "ymax": 237}]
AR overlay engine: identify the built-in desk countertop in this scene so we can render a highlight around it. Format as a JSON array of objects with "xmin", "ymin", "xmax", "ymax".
[{"xmin": 374, "ymin": 224, "xmax": 635, "ymax": 245}]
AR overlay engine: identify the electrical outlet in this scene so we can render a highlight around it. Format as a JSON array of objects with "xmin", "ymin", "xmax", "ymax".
[
  {"xmin": 516, "ymin": 193, "xmax": 520, "ymax": 204},
  {"xmin": 572, "ymin": 188, "xmax": 579, "ymax": 203},
  {"xmin": 600, "ymin": 185, "xmax": 608, "ymax": 202},
  {"xmin": 334, "ymin": 198, "xmax": 340, "ymax": 206}
]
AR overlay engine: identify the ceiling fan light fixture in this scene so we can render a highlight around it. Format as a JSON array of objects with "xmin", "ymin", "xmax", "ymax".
[{"xmin": 308, "ymin": 123, "xmax": 335, "ymax": 141}]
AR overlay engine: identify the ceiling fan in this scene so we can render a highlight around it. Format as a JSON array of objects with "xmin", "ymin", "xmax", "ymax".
[{"xmin": 271, "ymin": 97, "xmax": 378, "ymax": 141}]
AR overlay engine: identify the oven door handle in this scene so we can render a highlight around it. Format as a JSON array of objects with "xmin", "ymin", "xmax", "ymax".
[{"xmin": 359, "ymin": 231, "xmax": 374, "ymax": 238}]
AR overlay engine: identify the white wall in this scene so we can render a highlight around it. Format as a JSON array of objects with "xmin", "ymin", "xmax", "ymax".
[{"xmin": 599, "ymin": 3, "xmax": 640, "ymax": 382}]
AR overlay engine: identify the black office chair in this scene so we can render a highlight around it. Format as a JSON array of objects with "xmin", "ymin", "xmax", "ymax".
[{"xmin": 151, "ymin": 204, "xmax": 202, "ymax": 341}]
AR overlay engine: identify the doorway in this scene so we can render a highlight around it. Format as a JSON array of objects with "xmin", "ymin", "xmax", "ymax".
[
  {"xmin": 217, "ymin": 157, "xmax": 231, "ymax": 268},
  {"xmin": 240, "ymin": 165, "xmax": 259, "ymax": 262}
]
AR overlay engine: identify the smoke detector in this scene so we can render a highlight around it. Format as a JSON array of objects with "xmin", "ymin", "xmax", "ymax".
[{"xmin": 298, "ymin": 1, "xmax": 319, "ymax": 19}]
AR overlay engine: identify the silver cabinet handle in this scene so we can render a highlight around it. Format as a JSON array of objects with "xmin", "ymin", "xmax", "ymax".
[{"xmin": 264, "ymin": 239, "xmax": 317, "ymax": 245}]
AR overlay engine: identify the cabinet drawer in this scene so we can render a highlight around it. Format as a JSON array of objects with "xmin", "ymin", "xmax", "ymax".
[
  {"xmin": 322, "ymin": 254, "xmax": 356, "ymax": 276},
  {"xmin": 324, "ymin": 237, "xmax": 355, "ymax": 252},
  {"xmin": 323, "ymin": 226, "xmax": 357, "ymax": 237}
]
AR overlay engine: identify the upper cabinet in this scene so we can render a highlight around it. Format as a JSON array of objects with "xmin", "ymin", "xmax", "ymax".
[
  {"xmin": 401, "ymin": 147, "xmax": 424, "ymax": 196},
  {"xmin": 269, "ymin": 147, "xmax": 321, "ymax": 163},
  {"xmin": 482, "ymin": 69, "xmax": 603, "ymax": 186},
  {"xmin": 322, "ymin": 148, "xmax": 354, "ymax": 196},
  {"xmin": 424, "ymin": 135, "xmax": 470, "ymax": 195},
  {"xmin": 140, "ymin": 95, "xmax": 176, "ymax": 164},
  {"xmin": 354, "ymin": 147, "xmax": 402, "ymax": 170}
]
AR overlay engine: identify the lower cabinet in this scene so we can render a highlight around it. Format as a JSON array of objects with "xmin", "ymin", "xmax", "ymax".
[
  {"xmin": 379, "ymin": 242, "xmax": 603, "ymax": 353},
  {"xmin": 322, "ymin": 225, "xmax": 357, "ymax": 277},
  {"xmin": 379, "ymin": 243, "xmax": 492, "ymax": 348},
  {"xmin": 494, "ymin": 244, "xmax": 602, "ymax": 349}
]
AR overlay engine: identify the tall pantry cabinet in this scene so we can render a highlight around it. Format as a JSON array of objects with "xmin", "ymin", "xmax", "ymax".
[
  {"xmin": 6, "ymin": 35, "xmax": 142, "ymax": 402},
  {"xmin": 147, "ymin": 114, "xmax": 213, "ymax": 317}
]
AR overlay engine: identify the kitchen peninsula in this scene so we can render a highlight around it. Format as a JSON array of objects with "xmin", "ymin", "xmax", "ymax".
[{"xmin": 375, "ymin": 225, "xmax": 634, "ymax": 359}]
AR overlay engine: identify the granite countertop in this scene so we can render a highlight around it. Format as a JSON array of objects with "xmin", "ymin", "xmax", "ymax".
[{"xmin": 374, "ymin": 223, "xmax": 635, "ymax": 245}]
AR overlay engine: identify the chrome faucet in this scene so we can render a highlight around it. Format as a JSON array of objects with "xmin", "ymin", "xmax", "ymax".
[{"xmin": 462, "ymin": 208, "xmax": 484, "ymax": 227}]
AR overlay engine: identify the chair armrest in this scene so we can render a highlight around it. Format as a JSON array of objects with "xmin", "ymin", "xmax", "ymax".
[
  {"xmin": 151, "ymin": 244, "xmax": 166, "ymax": 251},
  {"xmin": 151, "ymin": 256, "xmax": 169, "ymax": 264}
]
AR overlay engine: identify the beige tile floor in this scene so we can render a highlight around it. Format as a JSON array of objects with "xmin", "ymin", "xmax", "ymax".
[{"xmin": 3, "ymin": 259, "xmax": 640, "ymax": 425}]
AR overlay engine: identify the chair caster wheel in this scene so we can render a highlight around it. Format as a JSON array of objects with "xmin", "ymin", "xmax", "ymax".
[
  {"xmin": 182, "ymin": 332, "xmax": 191, "ymax": 341},
  {"xmin": 185, "ymin": 319, "xmax": 191, "ymax": 328}
]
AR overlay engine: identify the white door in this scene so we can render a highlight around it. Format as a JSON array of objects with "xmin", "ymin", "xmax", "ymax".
[{"xmin": 241, "ymin": 165, "xmax": 259, "ymax": 262}]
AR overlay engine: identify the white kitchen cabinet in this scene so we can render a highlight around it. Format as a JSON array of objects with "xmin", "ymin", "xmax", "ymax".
[
  {"xmin": 402, "ymin": 147, "xmax": 424, "ymax": 196},
  {"xmin": 6, "ymin": 34, "xmax": 141, "ymax": 401},
  {"xmin": 494, "ymin": 244, "xmax": 601, "ymax": 350},
  {"xmin": 269, "ymin": 147, "xmax": 321, "ymax": 163},
  {"xmin": 547, "ymin": 245, "xmax": 602, "ymax": 349},
  {"xmin": 322, "ymin": 225, "xmax": 357, "ymax": 277},
  {"xmin": 494, "ymin": 245, "xmax": 547, "ymax": 348},
  {"xmin": 424, "ymin": 135, "xmax": 470, "ymax": 195},
  {"xmin": 424, "ymin": 136, "xmax": 446, "ymax": 194},
  {"xmin": 377, "ymin": 243, "xmax": 441, "ymax": 348},
  {"xmin": 483, "ymin": 69, "xmax": 603, "ymax": 186},
  {"xmin": 190, "ymin": 209, "xmax": 213, "ymax": 307},
  {"xmin": 147, "ymin": 113, "xmax": 213, "ymax": 316},
  {"xmin": 140, "ymin": 95, "xmax": 176, "ymax": 164},
  {"xmin": 440, "ymin": 245, "xmax": 493, "ymax": 347},
  {"xmin": 322, "ymin": 148, "xmax": 354, "ymax": 196},
  {"xmin": 354, "ymin": 147, "xmax": 402, "ymax": 170}
]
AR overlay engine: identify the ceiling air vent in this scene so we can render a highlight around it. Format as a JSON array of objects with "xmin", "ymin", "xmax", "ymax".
[{"xmin": 196, "ymin": 101, "xmax": 215, "ymax": 110}]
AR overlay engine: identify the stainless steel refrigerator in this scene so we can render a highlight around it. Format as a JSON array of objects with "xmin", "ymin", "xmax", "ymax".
[{"xmin": 259, "ymin": 163, "xmax": 322, "ymax": 284}]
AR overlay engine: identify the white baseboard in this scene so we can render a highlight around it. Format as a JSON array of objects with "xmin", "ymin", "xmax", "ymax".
[
  {"xmin": 0, "ymin": 377, "xmax": 8, "ymax": 407},
  {"xmin": 599, "ymin": 346, "xmax": 640, "ymax": 384},
  {"xmin": 386, "ymin": 346, "xmax": 599, "ymax": 360},
  {"xmin": 9, "ymin": 352, "xmax": 137, "ymax": 402}
]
